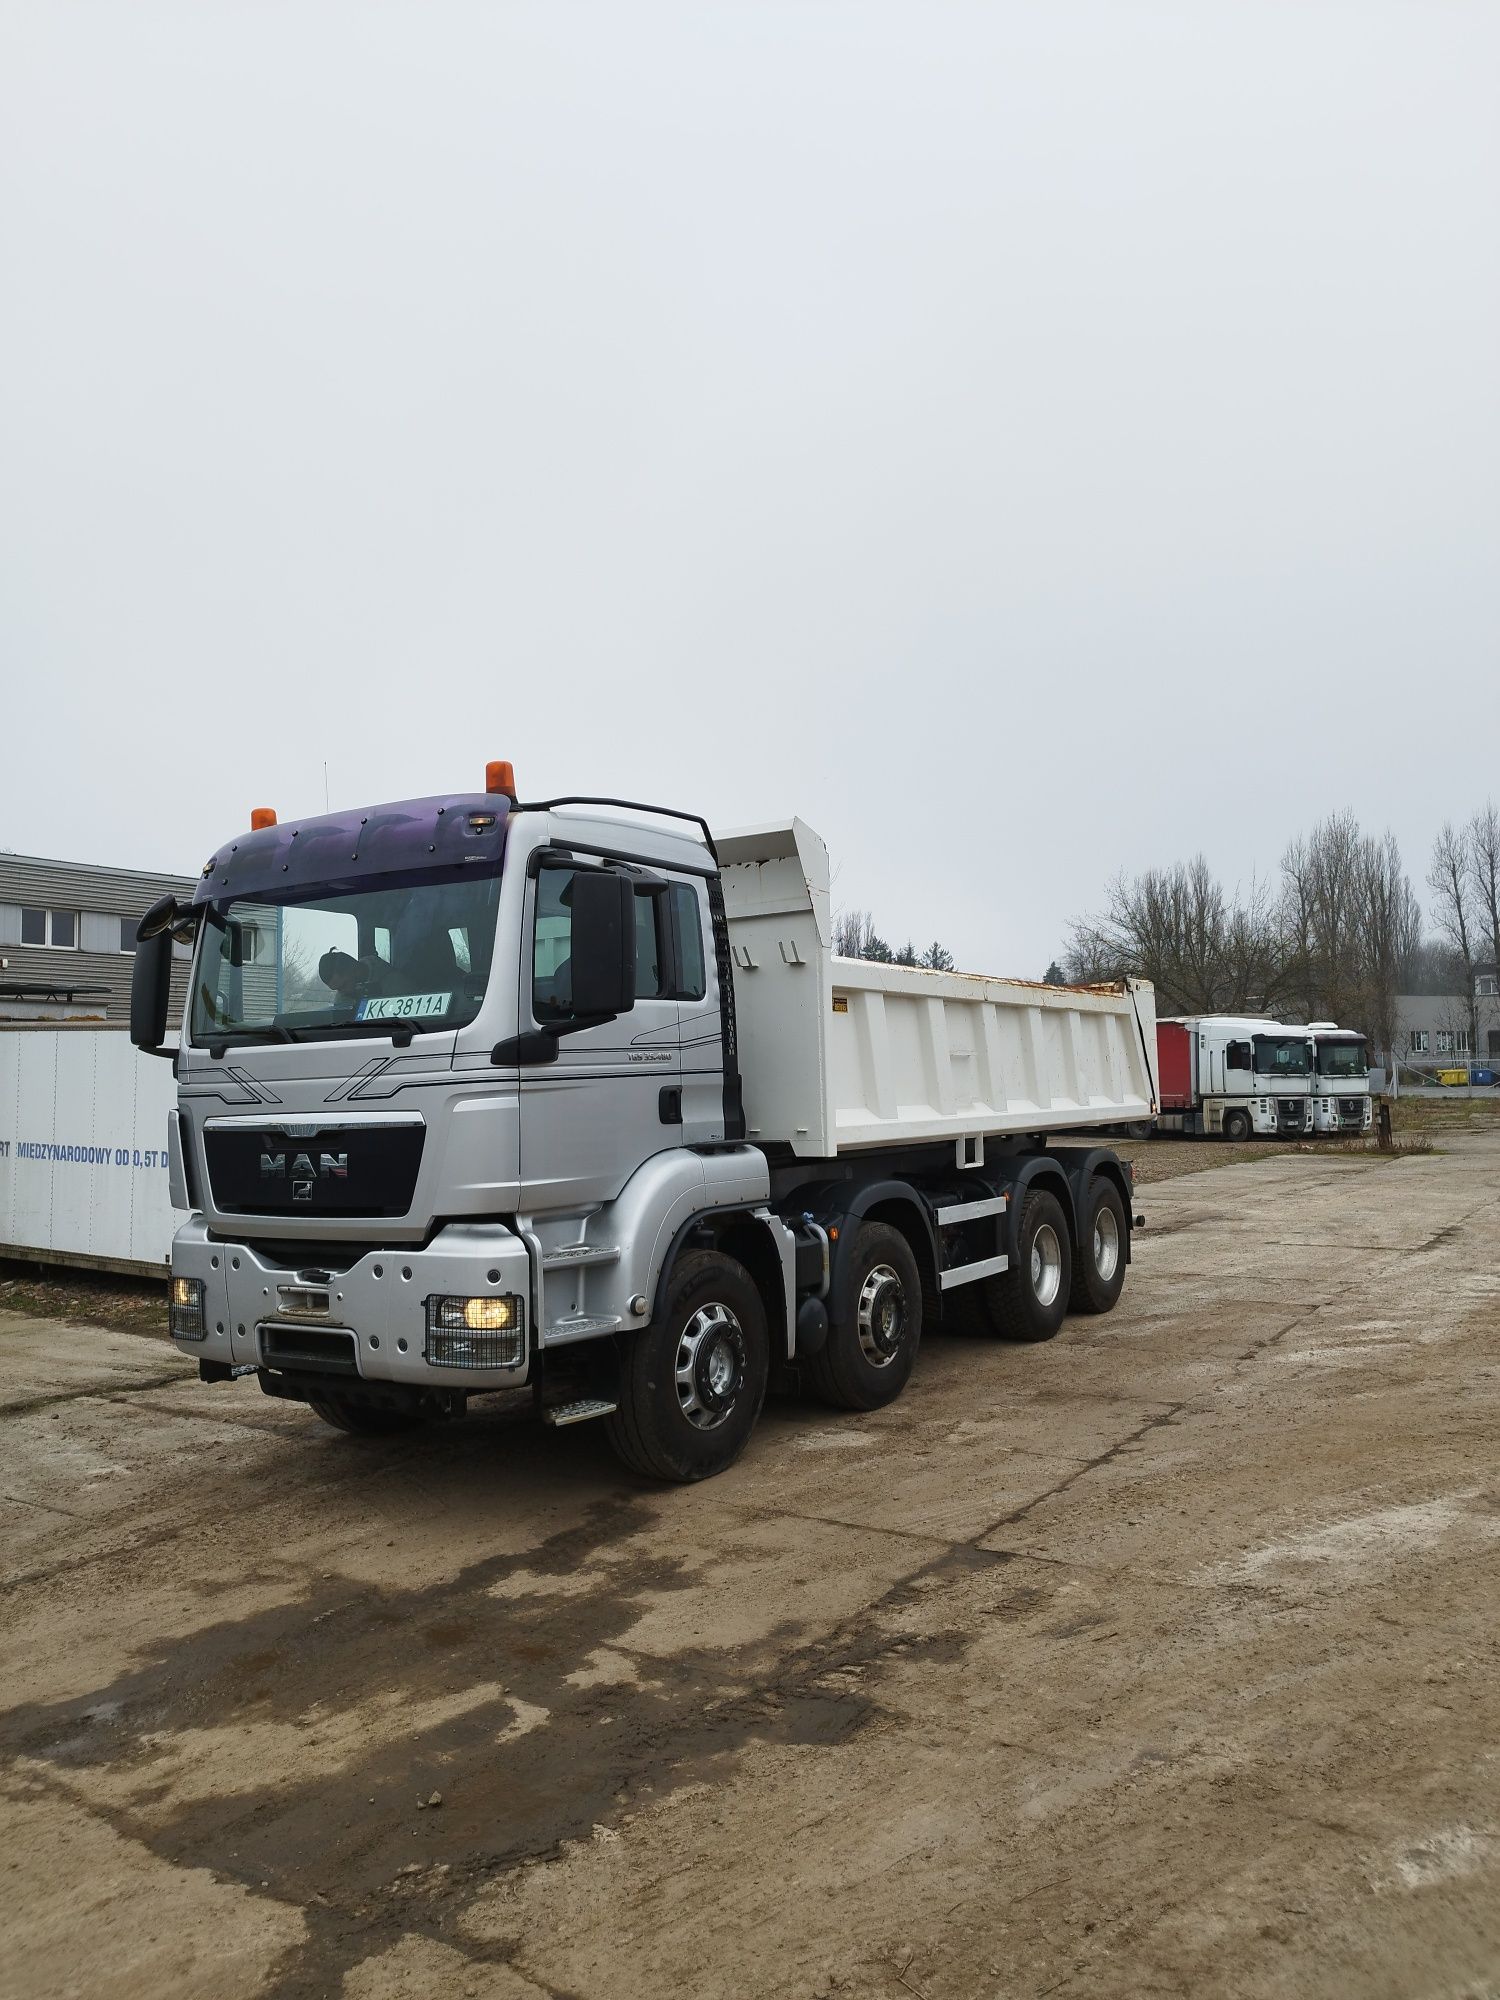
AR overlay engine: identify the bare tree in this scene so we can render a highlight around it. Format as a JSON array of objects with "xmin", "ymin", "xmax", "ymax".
[
  {"xmin": 1428, "ymin": 821, "xmax": 1480, "ymax": 1059},
  {"xmin": 1359, "ymin": 830, "xmax": 1421, "ymax": 1064},
  {"xmin": 1066, "ymin": 856, "xmax": 1288, "ymax": 1015},
  {"xmin": 1469, "ymin": 801, "xmax": 1500, "ymax": 981},
  {"xmin": 833, "ymin": 909, "xmax": 879, "ymax": 959},
  {"xmin": 1281, "ymin": 812, "xmax": 1367, "ymax": 1025},
  {"xmin": 834, "ymin": 909, "xmax": 952, "ymax": 969}
]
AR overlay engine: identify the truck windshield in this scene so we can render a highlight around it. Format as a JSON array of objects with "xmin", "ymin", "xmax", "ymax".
[
  {"xmin": 1316, "ymin": 1039, "xmax": 1368, "ymax": 1079},
  {"xmin": 1252, "ymin": 1034, "xmax": 1312, "ymax": 1077},
  {"xmin": 190, "ymin": 873, "xmax": 502, "ymax": 1043}
]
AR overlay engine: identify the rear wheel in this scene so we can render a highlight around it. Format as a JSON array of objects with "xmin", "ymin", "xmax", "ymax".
[
  {"xmin": 605, "ymin": 1250, "xmax": 769, "ymax": 1483},
  {"xmin": 309, "ymin": 1395, "xmax": 423, "ymax": 1436},
  {"xmin": 1223, "ymin": 1108, "xmax": 1252, "ymax": 1142},
  {"xmin": 1069, "ymin": 1177, "xmax": 1127, "ymax": 1315},
  {"xmin": 805, "ymin": 1221, "xmax": 922, "ymax": 1411},
  {"xmin": 960, "ymin": 1188, "xmax": 1072, "ymax": 1343}
]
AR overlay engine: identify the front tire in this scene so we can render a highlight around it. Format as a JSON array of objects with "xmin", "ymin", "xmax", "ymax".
[
  {"xmin": 805, "ymin": 1221, "xmax": 923, "ymax": 1411},
  {"xmin": 1069, "ymin": 1177, "xmax": 1127, "ymax": 1315},
  {"xmin": 1223, "ymin": 1108, "xmax": 1252, "ymax": 1142},
  {"xmin": 605, "ymin": 1251, "xmax": 769, "ymax": 1483}
]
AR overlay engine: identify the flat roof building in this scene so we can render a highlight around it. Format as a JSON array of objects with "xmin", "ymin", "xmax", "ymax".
[{"xmin": 0, "ymin": 851, "xmax": 194, "ymax": 1023}]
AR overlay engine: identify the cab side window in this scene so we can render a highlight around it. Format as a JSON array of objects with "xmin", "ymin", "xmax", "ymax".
[
  {"xmin": 533, "ymin": 869, "xmax": 574, "ymax": 1020},
  {"xmin": 668, "ymin": 883, "xmax": 706, "ymax": 1001},
  {"xmin": 634, "ymin": 892, "xmax": 664, "ymax": 998},
  {"xmin": 532, "ymin": 866, "xmax": 708, "ymax": 1019}
]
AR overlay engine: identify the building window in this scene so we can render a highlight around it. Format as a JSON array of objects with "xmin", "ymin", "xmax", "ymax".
[
  {"xmin": 1455, "ymin": 1029, "xmax": 1471, "ymax": 1055},
  {"xmin": 18, "ymin": 907, "xmax": 79, "ymax": 949},
  {"xmin": 1478, "ymin": 974, "xmax": 1499, "ymax": 998},
  {"xmin": 119, "ymin": 917, "xmax": 137, "ymax": 954},
  {"xmin": 1490, "ymin": 1030, "xmax": 1500, "ymax": 1058},
  {"xmin": 1436, "ymin": 1030, "xmax": 1454, "ymax": 1055},
  {"xmin": 1409, "ymin": 1031, "xmax": 1429, "ymax": 1055}
]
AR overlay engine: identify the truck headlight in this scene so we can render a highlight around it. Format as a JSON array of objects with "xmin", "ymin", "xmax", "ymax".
[
  {"xmin": 169, "ymin": 1275, "xmax": 206, "ymax": 1340},
  {"xmin": 424, "ymin": 1294, "xmax": 525, "ymax": 1368}
]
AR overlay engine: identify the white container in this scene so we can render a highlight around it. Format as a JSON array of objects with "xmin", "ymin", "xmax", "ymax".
[
  {"xmin": 719, "ymin": 821, "xmax": 1158, "ymax": 1158},
  {"xmin": 0, "ymin": 1025, "xmax": 185, "ymax": 1275}
]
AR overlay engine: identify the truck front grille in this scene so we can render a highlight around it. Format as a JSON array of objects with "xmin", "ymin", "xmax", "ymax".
[{"xmin": 204, "ymin": 1121, "xmax": 424, "ymax": 1219}]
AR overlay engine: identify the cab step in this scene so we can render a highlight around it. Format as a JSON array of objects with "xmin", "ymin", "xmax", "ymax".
[
  {"xmin": 542, "ymin": 1397, "xmax": 619, "ymax": 1428},
  {"xmin": 541, "ymin": 1243, "xmax": 621, "ymax": 1269}
]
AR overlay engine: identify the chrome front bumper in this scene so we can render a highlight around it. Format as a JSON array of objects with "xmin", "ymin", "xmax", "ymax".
[{"xmin": 169, "ymin": 1215, "xmax": 533, "ymax": 1389}]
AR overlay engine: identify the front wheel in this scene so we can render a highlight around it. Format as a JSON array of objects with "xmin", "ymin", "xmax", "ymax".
[
  {"xmin": 1223, "ymin": 1109, "xmax": 1252, "ymax": 1142},
  {"xmin": 605, "ymin": 1250, "xmax": 769, "ymax": 1483}
]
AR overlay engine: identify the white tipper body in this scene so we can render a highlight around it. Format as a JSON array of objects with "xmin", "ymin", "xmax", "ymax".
[{"xmin": 719, "ymin": 820, "xmax": 1157, "ymax": 1155}]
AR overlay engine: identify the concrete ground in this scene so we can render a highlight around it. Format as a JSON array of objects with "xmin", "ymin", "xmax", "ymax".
[{"xmin": 2, "ymin": 1138, "xmax": 1499, "ymax": 2000}]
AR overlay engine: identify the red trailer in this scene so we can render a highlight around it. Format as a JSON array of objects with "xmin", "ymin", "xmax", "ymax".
[{"xmin": 1156, "ymin": 1019, "xmax": 1193, "ymax": 1112}]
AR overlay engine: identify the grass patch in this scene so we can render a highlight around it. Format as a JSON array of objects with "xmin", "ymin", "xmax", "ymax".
[
  {"xmin": 0, "ymin": 1258, "xmax": 166, "ymax": 1340},
  {"xmin": 1389, "ymin": 1095, "xmax": 1500, "ymax": 1136}
]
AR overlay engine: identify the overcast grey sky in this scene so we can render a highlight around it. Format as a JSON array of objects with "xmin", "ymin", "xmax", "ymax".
[{"xmin": 3, "ymin": 2, "xmax": 1496, "ymax": 972}]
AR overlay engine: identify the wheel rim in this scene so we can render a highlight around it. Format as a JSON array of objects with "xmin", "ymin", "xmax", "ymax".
[
  {"xmin": 856, "ymin": 1263, "xmax": 907, "ymax": 1367},
  {"xmin": 674, "ymin": 1303, "xmax": 746, "ymax": 1430},
  {"xmin": 1030, "ymin": 1224, "xmax": 1063, "ymax": 1308},
  {"xmin": 1093, "ymin": 1205, "xmax": 1120, "ymax": 1283}
]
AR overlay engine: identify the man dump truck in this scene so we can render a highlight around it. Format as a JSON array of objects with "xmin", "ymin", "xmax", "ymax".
[
  {"xmin": 131, "ymin": 769, "xmax": 1158, "ymax": 1482},
  {"xmin": 1307, "ymin": 1023, "xmax": 1374, "ymax": 1134},
  {"xmin": 1155, "ymin": 1014, "xmax": 1316, "ymax": 1140}
]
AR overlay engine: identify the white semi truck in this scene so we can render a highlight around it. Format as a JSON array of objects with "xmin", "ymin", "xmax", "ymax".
[
  {"xmin": 131, "ymin": 771, "xmax": 1158, "ymax": 1483},
  {"xmin": 1155, "ymin": 1014, "xmax": 1315, "ymax": 1140},
  {"xmin": 1307, "ymin": 1023, "xmax": 1373, "ymax": 1134}
]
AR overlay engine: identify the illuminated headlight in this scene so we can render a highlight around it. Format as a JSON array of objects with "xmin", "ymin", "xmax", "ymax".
[
  {"xmin": 424, "ymin": 1294, "xmax": 525, "ymax": 1368},
  {"xmin": 169, "ymin": 1275, "xmax": 206, "ymax": 1340}
]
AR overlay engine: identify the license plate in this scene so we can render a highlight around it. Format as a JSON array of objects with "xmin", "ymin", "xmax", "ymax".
[{"xmin": 356, "ymin": 991, "xmax": 451, "ymax": 1021}]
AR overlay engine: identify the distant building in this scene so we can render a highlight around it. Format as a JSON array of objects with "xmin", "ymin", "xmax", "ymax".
[
  {"xmin": 0, "ymin": 851, "xmax": 194, "ymax": 1023},
  {"xmin": 1394, "ymin": 966, "xmax": 1500, "ymax": 1075}
]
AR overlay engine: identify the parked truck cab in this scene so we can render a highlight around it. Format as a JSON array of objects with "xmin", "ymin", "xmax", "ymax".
[
  {"xmin": 1156, "ymin": 1014, "xmax": 1316, "ymax": 1140},
  {"xmin": 131, "ymin": 771, "xmax": 1158, "ymax": 1483},
  {"xmin": 1308, "ymin": 1023, "xmax": 1373, "ymax": 1134}
]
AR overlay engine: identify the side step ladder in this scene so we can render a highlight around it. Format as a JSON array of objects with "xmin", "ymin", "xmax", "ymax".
[{"xmin": 542, "ymin": 1397, "xmax": 619, "ymax": 1428}]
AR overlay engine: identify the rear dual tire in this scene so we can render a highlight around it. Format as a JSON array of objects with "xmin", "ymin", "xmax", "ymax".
[
  {"xmin": 805, "ymin": 1221, "xmax": 923, "ymax": 1411},
  {"xmin": 1068, "ymin": 1176, "xmax": 1127, "ymax": 1315},
  {"xmin": 959, "ymin": 1188, "xmax": 1073, "ymax": 1343}
]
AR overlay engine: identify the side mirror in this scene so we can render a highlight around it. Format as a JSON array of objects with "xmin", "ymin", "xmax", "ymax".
[
  {"xmin": 568, "ymin": 872, "xmax": 636, "ymax": 1018},
  {"xmin": 137, "ymin": 893, "xmax": 179, "ymax": 941},
  {"xmin": 131, "ymin": 928, "xmax": 173, "ymax": 1053}
]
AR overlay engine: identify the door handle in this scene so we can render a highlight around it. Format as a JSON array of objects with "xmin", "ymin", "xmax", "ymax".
[{"xmin": 659, "ymin": 1086, "xmax": 683, "ymax": 1125}]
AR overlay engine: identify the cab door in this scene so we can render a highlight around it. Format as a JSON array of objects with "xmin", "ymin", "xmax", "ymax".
[{"xmin": 518, "ymin": 860, "xmax": 684, "ymax": 1212}]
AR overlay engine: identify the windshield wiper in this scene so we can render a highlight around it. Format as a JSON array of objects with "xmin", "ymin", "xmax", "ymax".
[{"xmin": 287, "ymin": 1017, "xmax": 449, "ymax": 1043}]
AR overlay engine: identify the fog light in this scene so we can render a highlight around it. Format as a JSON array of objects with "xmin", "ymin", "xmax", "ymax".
[
  {"xmin": 424, "ymin": 1294, "xmax": 524, "ymax": 1368},
  {"xmin": 169, "ymin": 1275, "xmax": 206, "ymax": 1340}
]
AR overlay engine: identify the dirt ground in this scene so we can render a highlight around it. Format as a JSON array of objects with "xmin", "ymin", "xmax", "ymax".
[{"xmin": 3, "ymin": 1136, "xmax": 1499, "ymax": 2000}]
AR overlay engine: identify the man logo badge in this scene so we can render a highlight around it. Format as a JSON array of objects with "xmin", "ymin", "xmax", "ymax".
[{"xmin": 260, "ymin": 1150, "xmax": 349, "ymax": 1203}]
